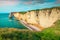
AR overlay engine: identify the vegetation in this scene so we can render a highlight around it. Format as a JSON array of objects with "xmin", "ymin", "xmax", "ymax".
[
  {"xmin": 19, "ymin": 11, "xmax": 27, "ymax": 14},
  {"xmin": 40, "ymin": 20, "xmax": 60, "ymax": 40},
  {"xmin": 31, "ymin": 6, "xmax": 60, "ymax": 11},
  {"xmin": 0, "ymin": 20, "xmax": 60, "ymax": 40},
  {"xmin": 17, "ymin": 6, "xmax": 60, "ymax": 14}
]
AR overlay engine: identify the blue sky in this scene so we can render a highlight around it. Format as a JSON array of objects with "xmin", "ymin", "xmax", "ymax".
[{"xmin": 0, "ymin": 0, "xmax": 60, "ymax": 13}]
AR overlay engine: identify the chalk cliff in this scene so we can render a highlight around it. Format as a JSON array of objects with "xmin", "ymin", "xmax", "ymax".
[{"xmin": 9, "ymin": 7, "xmax": 60, "ymax": 31}]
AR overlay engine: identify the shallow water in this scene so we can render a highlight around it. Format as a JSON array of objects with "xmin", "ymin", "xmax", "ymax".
[{"xmin": 0, "ymin": 13, "xmax": 27, "ymax": 29}]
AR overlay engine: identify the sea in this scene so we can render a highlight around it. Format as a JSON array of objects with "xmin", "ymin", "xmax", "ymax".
[{"xmin": 0, "ymin": 13, "xmax": 27, "ymax": 29}]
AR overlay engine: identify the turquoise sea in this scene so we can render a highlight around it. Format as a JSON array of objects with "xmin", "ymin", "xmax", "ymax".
[{"xmin": 0, "ymin": 13, "xmax": 26, "ymax": 29}]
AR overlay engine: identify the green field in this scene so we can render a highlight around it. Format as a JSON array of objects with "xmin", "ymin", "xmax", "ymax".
[{"xmin": 0, "ymin": 20, "xmax": 60, "ymax": 40}]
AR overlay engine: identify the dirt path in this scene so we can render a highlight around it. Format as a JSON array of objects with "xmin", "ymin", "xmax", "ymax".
[{"xmin": 20, "ymin": 20, "xmax": 43, "ymax": 31}]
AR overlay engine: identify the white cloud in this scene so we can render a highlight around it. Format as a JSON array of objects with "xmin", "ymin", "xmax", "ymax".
[
  {"xmin": 0, "ymin": 1, "xmax": 20, "ymax": 6},
  {"xmin": 55, "ymin": 0, "xmax": 60, "ymax": 4}
]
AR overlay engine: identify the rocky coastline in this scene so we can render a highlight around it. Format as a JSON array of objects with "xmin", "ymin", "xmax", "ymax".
[{"xmin": 9, "ymin": 7, "xmax": 60, "ymax": 31}]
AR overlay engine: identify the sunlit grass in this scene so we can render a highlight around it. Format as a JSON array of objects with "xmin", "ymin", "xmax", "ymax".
[{"xmin": 0, "ymin": 20, "xmax": 60, "ymax": 40}]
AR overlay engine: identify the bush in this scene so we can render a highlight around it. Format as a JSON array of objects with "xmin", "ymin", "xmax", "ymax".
[{"xmin": 0, "ymin": 20, "xmax": 60, "ymax": 40}]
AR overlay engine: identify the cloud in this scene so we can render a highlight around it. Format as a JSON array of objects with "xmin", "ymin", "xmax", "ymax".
[
  {"xmin": 0, "ymin": 1, "xmax": 20, "ymax": 6},
  {"xmin": 55, "ymin": 0, "xmax": 60, "ymax": 4},
  {"xmin": 0, "ymin": 0, "xmax": 55, "ymax": 5},
  {"xmin": 19, "ymin": 0, "xmax": 55, "ymax": 5},
  {"xmin": 23, "ymin": 2, "xmax": 32, "ymax": 4}
]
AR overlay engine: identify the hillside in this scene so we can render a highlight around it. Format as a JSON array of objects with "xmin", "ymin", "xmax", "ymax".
[{"xmin": 0, "ymin": 20, "xmax": 60, "ymax": 40}]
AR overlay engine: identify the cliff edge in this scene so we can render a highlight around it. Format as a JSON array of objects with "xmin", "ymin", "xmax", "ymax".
[{"xmin": 9, "ymin": 7, "xmax": 60, "ymax": 31}]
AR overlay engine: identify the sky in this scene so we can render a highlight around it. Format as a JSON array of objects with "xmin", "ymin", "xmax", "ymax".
[{"xmin": 0, "ymin": 0, "xmax": 60, "ymax": 13}]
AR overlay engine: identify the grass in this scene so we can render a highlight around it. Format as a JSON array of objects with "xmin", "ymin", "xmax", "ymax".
[
  {"xmin": 41, "ymin": 20, "xmax": 60, "ymax": 40},
  {"xmin": 0, "ymin": 20, "xmax": 60, "ymax": 40},
  {"xmin": 28, "ymin": 6, "xmax": 60, "ymax": 12},
  {"xmin": 18, "ymin": 6, "xmax": 60, "ymax": 14},
  {"xmin": 19, "ymin": 11, "xmax": 27, "ymax": 14}
]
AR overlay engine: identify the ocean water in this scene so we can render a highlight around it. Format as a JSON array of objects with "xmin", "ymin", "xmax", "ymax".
[{"xmin": 0, "ymin": 13, "xmax": 27, "ymax": 29}]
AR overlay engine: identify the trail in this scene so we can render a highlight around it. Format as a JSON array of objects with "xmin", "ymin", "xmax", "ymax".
[{"xmin": 20, "ymin": 20, "xmax": 41, "ymax": 31}]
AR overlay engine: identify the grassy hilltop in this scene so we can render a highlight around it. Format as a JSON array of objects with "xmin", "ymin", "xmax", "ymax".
[{"xmin": 0, "ymin": 20, "xmax": 60, "ymax": 40}]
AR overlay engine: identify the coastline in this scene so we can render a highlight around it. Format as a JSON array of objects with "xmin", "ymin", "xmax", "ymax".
[{"xmin": 20, "ymin": 20, "xmax": 42, "ymax": 31}]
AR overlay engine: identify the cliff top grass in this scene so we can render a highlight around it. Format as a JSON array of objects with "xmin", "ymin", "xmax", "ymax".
[
  {"xmin": 30, "ymin": 6, "xmax": 60, "ymax": 11},
  {"xmin": 19, "ymin": 11, "xmax": 27, "ymax": 14},
  {"xmin": 0, "ymin": 20, "xmax": 60, "ymax": 40},
  {"xmin": 18, "ymin": 6, "xmax": 60, "ymax": 14}
]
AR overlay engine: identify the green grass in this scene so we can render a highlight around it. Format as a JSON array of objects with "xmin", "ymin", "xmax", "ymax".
[
  {"xmin": 40, "ymin": 20, "xmax": 60, "ymax": 40},
  {"xmin": 0, "ymin": 20, "xmax": 60, "ymax": 40},
  {"xmin": 18, "ymin": 6, "xmax": 60, "ymax": 14},
  {"xmin": 28, "ymin": 6, "xmax": 60, "ymax": 12},
  {"xmin": 19, "ymin": 11, "xmax": 27, "ymax": 14}
]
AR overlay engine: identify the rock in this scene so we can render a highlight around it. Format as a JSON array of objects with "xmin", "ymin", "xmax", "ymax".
[{"xmin": 9, "ymin": 7, "xmax": 60, "ymax": 31}]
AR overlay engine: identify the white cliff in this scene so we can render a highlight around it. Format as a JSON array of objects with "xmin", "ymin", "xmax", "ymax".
[{"xmin": 9, "ymin": 7, "xmax": 60, "ymax": 31}]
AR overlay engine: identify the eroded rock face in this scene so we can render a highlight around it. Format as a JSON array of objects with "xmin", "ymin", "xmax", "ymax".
[
  {"xmin": 38, "ymin": 9, "xmax": 60, "ymax": 28},
  {"xmin": 10, "ymin": 7, "xmax": 60, "ymax": 31}
]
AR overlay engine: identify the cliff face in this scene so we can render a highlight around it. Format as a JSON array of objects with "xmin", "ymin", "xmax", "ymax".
[
  {"xmin": 10, "ymin": 7, "xmax": 60, "ymax": 30},
  {"xmin": 38, "ymin": 8, "xmax": 60, "ymax": 28}
]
